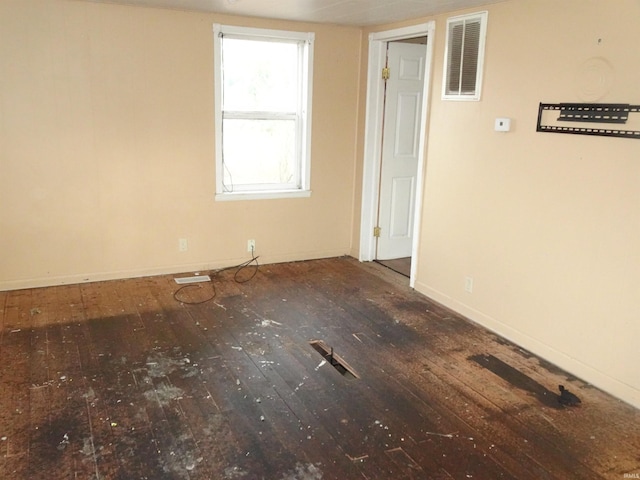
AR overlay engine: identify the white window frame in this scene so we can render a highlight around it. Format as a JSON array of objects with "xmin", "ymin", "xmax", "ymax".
[
  {"xmin": 441, "ymin": 11, "xmax": 488, "ymax": 101},
  {"xmin": 213, "ymin": 24, "xmax": 314, "ymax": 201}
]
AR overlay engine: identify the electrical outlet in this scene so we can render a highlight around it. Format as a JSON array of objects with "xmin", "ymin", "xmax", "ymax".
[
  {"xmin": 247, "ymin": 239, "xmax": 256, "ymax": 253},
  {"xmin": 179, "ymin": 238, "xmax": 188, "ymax": 252},
  {"xmin": 465, "ymin": 276, "xmax": 474, "ymax": 293}
]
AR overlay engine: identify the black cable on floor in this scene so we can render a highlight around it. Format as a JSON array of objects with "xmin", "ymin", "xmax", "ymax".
[{"xmin": 173, "ymin": 250, "xmax": 260, "ymax": 305}]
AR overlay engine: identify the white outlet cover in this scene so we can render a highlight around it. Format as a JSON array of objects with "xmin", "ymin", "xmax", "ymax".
[{"xmin": 464, "ymin": 276, "xmax": 474, "ymax": 293}]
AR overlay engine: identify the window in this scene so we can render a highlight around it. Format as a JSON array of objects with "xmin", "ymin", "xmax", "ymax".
[
  {"xmin": 213, "ymin": 24, "xmax": 314, "ymax": 200},
  {"xmin": 442, "ymin": 12, "xmax": 487, "ymax": 101}
]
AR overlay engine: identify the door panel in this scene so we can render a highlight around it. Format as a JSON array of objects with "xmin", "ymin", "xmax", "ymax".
[
  {"xmin": 390, "ymin": 176, "xmax": 415, "ymax": 238},
  {"xmin": 377, "ymin": 41, "xmax": 427, "ymax": 260},
  {"xmin": 394, "ymin": 92, "xmax": 420, "ymax": 157}
]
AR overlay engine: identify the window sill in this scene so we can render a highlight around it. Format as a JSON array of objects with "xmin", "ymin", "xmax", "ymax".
[
  {"xmin": 441, "ymin": 94, "xmax": 481, "ymax": 101},
  {"xmin": 215, "ymin": 189, "xmax": 312, "ymax": 201}
]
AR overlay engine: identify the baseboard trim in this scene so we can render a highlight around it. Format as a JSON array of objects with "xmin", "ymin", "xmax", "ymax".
[
  {"xmin": 414, "ymin": 280, "xmax": 640, "ymax": 410},
  {"xmin": 0, "ymin": 249, "xmax": 349, "ymax": 292}
]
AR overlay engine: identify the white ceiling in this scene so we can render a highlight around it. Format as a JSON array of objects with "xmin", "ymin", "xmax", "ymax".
[{"xmin": 83, "ymin": 0, "xmax": 503, "ymax": 26}]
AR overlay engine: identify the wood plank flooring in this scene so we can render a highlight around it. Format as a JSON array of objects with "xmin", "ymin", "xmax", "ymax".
[
  {"xmin": 1, "ymin": 256, "xmax": 638, "ymax": 479},
  {"xmin": 374, "ymin": 258, "xmax": 411, "ymax": 277}
]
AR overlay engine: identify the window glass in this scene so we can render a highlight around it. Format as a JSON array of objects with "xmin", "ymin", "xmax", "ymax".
[
  {"xmin": 222, "ymin": 38, "xmax": 299, "ymax": 113},
  {"xmin": 222, "ymin": 119, "xmax": 296, "ymax": 188}
]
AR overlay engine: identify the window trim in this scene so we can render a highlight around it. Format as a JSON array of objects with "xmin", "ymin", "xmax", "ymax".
[
  {"xmin": 213, "ymin": 24, "xmax": 314, "ymax": 201},
  {"xmin": 441, "ymin": 11, "xmax": 488, "ymax": 101}
]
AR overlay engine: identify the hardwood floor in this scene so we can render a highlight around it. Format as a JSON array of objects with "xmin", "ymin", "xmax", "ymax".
[
  {"xmin": 374, "ymin": 257, "xmax": 411, "ymax": 278},
  {"xmin": 0, "ymin": 257, "xmax": 638, "ymax": 479}
]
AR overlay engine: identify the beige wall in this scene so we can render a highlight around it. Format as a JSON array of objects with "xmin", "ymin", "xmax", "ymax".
[
  {"xmin": 360, "ymin": 0, "xmax": 640, "ymax": 408},
  {"xmin": 0, "ymin": 0, "xmax": 362, "ymax": 289}
]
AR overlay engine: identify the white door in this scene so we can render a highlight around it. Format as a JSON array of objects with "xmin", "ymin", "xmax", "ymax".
[{"xmin": 376, "ymin": 41, "xmax": 427, "ymax": 260}]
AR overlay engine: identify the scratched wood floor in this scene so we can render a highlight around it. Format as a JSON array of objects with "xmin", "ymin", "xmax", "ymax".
[{"xmin": 1, "ymin": 257, "xmax": 638, "ymax": 480}]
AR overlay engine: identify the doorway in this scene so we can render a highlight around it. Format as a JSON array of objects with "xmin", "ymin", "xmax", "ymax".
[{"xmin": 359, "ymin": 22, "xmax": 435, "ymax": 287}]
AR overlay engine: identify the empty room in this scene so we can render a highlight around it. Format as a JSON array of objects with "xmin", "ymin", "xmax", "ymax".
[{"xmin": 1, "ymin": 0, "xmax": 638, "ymax": 478}]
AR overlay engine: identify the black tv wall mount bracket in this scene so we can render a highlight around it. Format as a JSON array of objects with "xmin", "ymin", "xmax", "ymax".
[{"xmin": 536, "ymin": 103, "xmax": 640, "ymax": 139}]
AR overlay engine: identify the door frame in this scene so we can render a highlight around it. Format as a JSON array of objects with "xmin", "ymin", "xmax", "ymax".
[{"xmin": 359, "ymin": 22, "xmax": 435, "ymax": 288}]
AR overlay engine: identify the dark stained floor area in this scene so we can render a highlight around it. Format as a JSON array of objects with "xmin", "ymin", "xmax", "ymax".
[{"xmin": 0, "ymin": 256, "xmax": 638, "ymax": 479}]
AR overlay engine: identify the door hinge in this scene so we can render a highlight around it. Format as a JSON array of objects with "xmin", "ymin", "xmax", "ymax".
[
  {"xmin": 373, "ymin": 226, "xmax": 381, "ymax": 237},
  {"xmin": 381, "ymin": 67, "xmax": 390, "ymax": 80}
]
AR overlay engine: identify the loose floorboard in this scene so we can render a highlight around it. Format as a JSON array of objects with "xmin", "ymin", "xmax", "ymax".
[{"xmin": 0, "ymin": 257, "xmax": 638, "ymax": 479}]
